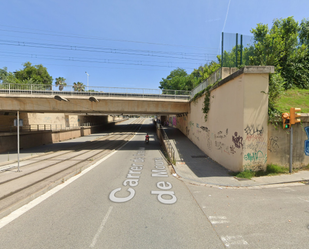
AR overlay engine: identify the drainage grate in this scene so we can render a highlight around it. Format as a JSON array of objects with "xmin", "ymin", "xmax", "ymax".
[{"xmin": 191, "ymin": 155, "xmax": 208, "ymax": 158}]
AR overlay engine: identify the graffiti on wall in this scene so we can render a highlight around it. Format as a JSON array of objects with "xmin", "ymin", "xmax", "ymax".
[
  {"xmin": 232, "ymin": 132, "xmax": 243, "ymax": 149},
  {"xmin": 244, "ymin": 150, "xmax": 267, "ymax": 163},
  {"xmin": 215, "ymin": 129, "xmax": 228, "ymax": 139},
  {"xmin": 243, "ymin": 124, "xmax": 267, "ymax": 170},
  {"xmin": 268, "ymin": 136, "xmax": 279, "ymax": 153},
  {"xmin": 173, "ymin": 117, "xmax": 177, "ymax": 126},
  {"xmin": 244, "ymin": 124, "xmax": 264, "ymax": 136},
  {"xmin": 305, "ymin": 126, "xmax": 309, "ymax": 156}
]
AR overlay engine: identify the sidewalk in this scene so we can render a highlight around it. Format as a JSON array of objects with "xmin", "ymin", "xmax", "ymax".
[{"xmin": 163, "ymin": 126, "xmax": 309, "ymax": 188}]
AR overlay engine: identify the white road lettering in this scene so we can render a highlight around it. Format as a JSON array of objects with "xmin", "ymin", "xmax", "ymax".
[
  {"xmin": 157, "ymin": 181, "xmax": 172, "ymax": 190},
  {"xmin": 151, "ymin": 157, "xmax": 178, "ymax": 204},
  {"xmin": 152, "ymin": 169, "xmax": 168, "ymax": 177},
  {"xmin": 109, "ymin": 188, "xmax": 135, "ymax": 203},
  {"xmin": 109, "ymin": 148, "xmax": 145, "ymax": 203},
  {"xmin": 123, "ymin": 179, "xmax": 139, "ymax": 187},
  {"xmin": 151, "ymin": 191, "xmax": 177, "ymax": 204}
]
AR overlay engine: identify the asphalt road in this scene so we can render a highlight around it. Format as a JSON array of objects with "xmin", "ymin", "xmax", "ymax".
[
  {"xmin": 0, "ymin": 119, "xmax": 224, "ymax": 249},
  {"xmin": 0, "ymin": 118, "xmax": 308, "ymax": 248}
]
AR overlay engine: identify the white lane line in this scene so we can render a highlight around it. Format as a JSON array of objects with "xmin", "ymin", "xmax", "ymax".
[
  {"xmin": 90, "ymin": 206, "xmax": 113, "ymax": 248},
  {"xmin": 0, "ymin": 124, "xmax": 139, "ymax": 230},
  {"xmin": 0, "ymin": 148, "xmax": 119, "ymax": 230},
  {"xmin": 221, "ymin": 235, "xmax": 248, "ymax": 247},
  {"xmin": 209, "ymin": 216, "xmax": 229, "ymax": 224}
]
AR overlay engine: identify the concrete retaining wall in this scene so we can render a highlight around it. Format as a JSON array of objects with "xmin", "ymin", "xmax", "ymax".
[
  {"xmin": 171, "ymin": 66, "xmax": 274, "ymax": 172},
  {"xmin": 0, "ymin": 117, "xmax": 125, "ymax": 153},
  {"xmin": 267, "ymin": 117, "xmax": 309, "ymax": 168}
]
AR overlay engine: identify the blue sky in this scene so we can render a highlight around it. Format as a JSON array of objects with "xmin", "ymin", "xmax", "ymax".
[{"xmin": 1, "ymin": 0, "xmax": 309, "ymax": 90}]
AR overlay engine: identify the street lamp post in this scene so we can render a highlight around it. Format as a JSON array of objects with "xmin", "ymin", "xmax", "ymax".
[{"xmin": 85, "ymin": 71, "xmax": 89, "ymax": 91}]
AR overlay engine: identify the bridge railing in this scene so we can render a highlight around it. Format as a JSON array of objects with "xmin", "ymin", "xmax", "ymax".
[
  {"xmin": 190, "ymin": 68, "xmax": 222, "ymax": 98},
  {"xmin": 0, "ymin": 123, "xmax": 91, "ymax": 132},
  {"xmin": 0, "ymin": 83, "xmax": 191, "ymax": 100},
  {"xmin": 155, "ymin": 122, "xmax": 175, "ymax": 164}
]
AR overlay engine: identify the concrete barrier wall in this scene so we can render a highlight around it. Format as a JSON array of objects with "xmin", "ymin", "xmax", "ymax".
[
  {"xmin": 267, "ymin": 117, "xmax": 309, "ymax": 168},
  {"xmin": 0, "ymin": 131, "xmax": 53, "ymax": 153},
  {"xmin": 175, "ymin": 66, "xmax": 274, "ymax": 172},
  {"xmin": 0, "ymin": 119, "xmax": 125, "ymax": 153}
]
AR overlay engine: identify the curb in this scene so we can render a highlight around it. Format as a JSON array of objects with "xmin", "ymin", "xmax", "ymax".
[{"xmin": 170, "ymin": 163, "xmax": 307, "ymax": 189}]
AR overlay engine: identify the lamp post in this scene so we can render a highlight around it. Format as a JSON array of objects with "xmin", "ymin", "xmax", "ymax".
[{"xmin": 85, "ymin": 71, "xmax": 89, "ymax": 91}]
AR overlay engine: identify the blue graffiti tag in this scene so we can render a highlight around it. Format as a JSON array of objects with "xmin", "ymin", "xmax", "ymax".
[{"xmin": 305, "ymin": 127, "xmax": 309, "ymax": 156}]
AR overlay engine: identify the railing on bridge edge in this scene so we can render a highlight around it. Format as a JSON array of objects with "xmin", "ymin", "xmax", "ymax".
[
  {"xmin": 155, "ymin": 122, "xmax": 175, "ymax": 164},
  {"xmin": 0, "ymin": 123, "xmax": 93, "ymax": 133},
  {"xmin": 0, "ymin": 83, "xmax": 191, "ymax": 100},
  {"xmin": 0, "ymin": 68, "xmax": 226, "ymax": 102},
  {"xmin": 190, "ymin": 68, "xmax": 222, "ymax": 99}
]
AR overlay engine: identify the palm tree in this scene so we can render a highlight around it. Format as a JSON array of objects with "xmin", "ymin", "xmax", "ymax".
[
  {"xmin": 55, "ymin": 77, "xmax": 67, "ymax": 91},
  {"xmin": 73, "ymin": 82, "xmax": 85, "ymax": 92}
]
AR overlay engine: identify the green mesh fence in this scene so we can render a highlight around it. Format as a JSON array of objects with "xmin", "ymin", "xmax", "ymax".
[{"xmin": 221, "ymin": 32, "xmax": 255, "ymax": 67}]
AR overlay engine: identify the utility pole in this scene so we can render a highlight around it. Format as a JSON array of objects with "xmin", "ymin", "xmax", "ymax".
[{"xmin": 85, "ymin": 71, "xmax": 89, "ymax": 91}]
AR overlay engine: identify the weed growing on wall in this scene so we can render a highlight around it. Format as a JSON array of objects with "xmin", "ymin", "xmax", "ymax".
[
  {"xmin": 266, "ymin": 73, "xmax": 285, "ymax": 127},
  {"xmin": 202, "ymin": 85, "xmax": 212, "ymax": 122},
  {"xmin": 192, "ymin": 83, "xmax": 217, "ymax": 122}
]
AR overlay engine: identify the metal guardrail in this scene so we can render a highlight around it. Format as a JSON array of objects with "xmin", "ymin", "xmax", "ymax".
[
  {"xmin": 0, "ymin": 83, "xmax": 191, "ymax": 100},
  {"xmin": 156, "ymin": 123, "xmax": 175, "ymax": 163}
]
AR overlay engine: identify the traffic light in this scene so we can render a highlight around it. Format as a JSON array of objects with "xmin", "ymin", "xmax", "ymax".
[
  {"xmin": 290, "ymin": 108, "xmax": 301, "ymax": 125},
  {"xmin": 282, "ymin": 112, "xmax": 290, "ymax": 129}
]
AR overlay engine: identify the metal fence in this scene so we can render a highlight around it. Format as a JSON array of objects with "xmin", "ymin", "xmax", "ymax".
[
  {"xmin": 0, "ymin": 123, "xmax": 93, "ymax": 132},
  {"xmin": 190, "ymin": 67, "xmax": 222, "ymax": 98},
  {"xmin": 221, "ymin": 32, "xmax": 254, "ymax": 67},
  {"xmin": 0, "ymin": 83, "xmax": 191, "ymax": 100},
  {"xmin": 155, "ymin": 123, "xmax": 175, "ymax": 163}
]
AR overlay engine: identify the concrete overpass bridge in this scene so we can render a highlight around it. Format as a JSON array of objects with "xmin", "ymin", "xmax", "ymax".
[{"xmin": 0, "ymin": 84, "xmax": 190, "ymax": 115}]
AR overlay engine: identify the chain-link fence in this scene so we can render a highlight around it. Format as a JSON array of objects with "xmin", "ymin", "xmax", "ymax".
[{"xmin": 221, "ymin": 32, "xmax": 255, "ymax": 67}]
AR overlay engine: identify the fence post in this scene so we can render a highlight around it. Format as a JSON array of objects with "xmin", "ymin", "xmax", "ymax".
[
  {"xmin": 236, "ymin": 33, "xmax": 238, "ymax": 67},
  {"xmin": 221, "ymin": 32, "xmax": 224, "ymax": 68},
  {"xmin": 240, "ymin": 34, "xmax": 243, "ymax": 66}
]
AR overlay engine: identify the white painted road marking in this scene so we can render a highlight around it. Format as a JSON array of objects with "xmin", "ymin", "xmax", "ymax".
[
  {"xmin": 0, "ymin": 149, "xmax": 119, "ymax": 230},
  {"xmin": 0, "ymin": 126, "xmax": 139, "ymax": 230},
  {"xmin": 90, "ymin": 206, "xmax": 113, "ymax": 248},
  {"xmin": 209, "ymin": 216, "xmax": 229, "ymax": 224},
  {"xmin": 221, "ymin": 235, "xmax": 248, "ymax": 247}
]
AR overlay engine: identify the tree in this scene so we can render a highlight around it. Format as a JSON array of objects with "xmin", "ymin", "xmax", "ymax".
[
  {"xmin": 73, "ymin": 82, "xmax": 85, "ymax": 92},
  {"xmin": 55, "ymin": 77, "xmax": 67, "ymax": 91},
  {"xmin": 14, "ymin": 62, "xmax": 53, "ymax": 85},
  {"xmin": 0, "ymin": 67, "xmax": 19, "ymax": 84},
  {"xmin": 299, "ymin": 18, "xmax": 309, "ymax": 46},
  {"xmin": 159, "ymin": 68, "xmax": 191, "ymax": 91},
  {"xmin": 159, "ymin": 62, "xmax": 221, "ymax": 92}
]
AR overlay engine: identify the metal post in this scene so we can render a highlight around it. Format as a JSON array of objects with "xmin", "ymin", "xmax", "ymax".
[
  {"xmin": 221, "ymin": 32, "xmax": 224, "ymax": 68},
  {"xmin": 289, "ymin": 126, "xmax": 293, "ymax": 173},
  {"xmin": 236, "ymin": 33, "xmax": 238, "ymax": 67},
  {"xmin": 240, "ymin": 34, "xmax": 243, "ymax": 66},
  {"xmin": 17, "ymin": 111, "xmax": 20, "ymax": 172}
]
